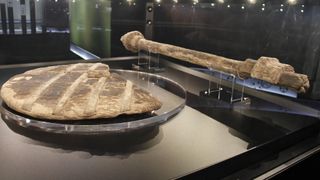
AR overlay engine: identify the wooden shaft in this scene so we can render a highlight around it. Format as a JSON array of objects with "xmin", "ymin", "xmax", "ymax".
[
  {"xmin": 121, "ymin": 31, "xmax": 244, "ymax": 75},
  {"xmin": 121, "ymin": 31, "xmax": 309, "ymax": 93}
]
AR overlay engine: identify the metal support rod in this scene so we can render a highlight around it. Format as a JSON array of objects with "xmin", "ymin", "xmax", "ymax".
[{"xmin": 145, "ymin": 2, "xmax": 154, "ymax": 40}]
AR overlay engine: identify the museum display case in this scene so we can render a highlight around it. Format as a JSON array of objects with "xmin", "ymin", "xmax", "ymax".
[{"xmin": 1, "ymin": 0, "xmax": 320, "ymax": 179}]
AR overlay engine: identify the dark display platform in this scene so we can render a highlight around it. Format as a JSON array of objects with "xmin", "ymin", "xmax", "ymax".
[{"xmin": 0, "ymin": 57, "xmax": 319, "ymax": 179}]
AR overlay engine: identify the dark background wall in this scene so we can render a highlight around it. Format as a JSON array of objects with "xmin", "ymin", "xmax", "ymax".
[
  {"xmin": 0, "ymin": 33, "xmax": 76, "ymax": 64},
  {"xmin": 0, "ymin": 0, "xmax": 146, "ymax": 65},
  {"xmin": 144, "ymin": 0, "xmax": 320, "ymax": 99},
  {"xmin": 111, "ymin": 0, "xmax": 146, "ymax": 57},
  {"xmin": 1, "ymin": 0, "xmax": 320, "ymax": 98},
  {"xmin": 0, "ymin": 0, "xmax": 76, "ymax": 65},
  {"xmin": 111, "ymin": 0, "xmax": 320, "ymax": 99}
]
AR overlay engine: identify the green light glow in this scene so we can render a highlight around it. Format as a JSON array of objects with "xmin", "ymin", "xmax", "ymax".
[{"xmin": 70, "ymin": 0, "xmax": 111, "ymax": 57}]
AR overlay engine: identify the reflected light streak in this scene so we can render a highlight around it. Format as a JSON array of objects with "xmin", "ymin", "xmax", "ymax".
[
  {"xmin": 217, "ymin": 0, "xmax": 224, "ymax": 4},
  {"xmin": 248, "ymin": 0, "xmax": 256, "ymax": 4},
  {"xmin": 288, "ymin": 0, "xmax": 297, "ymax": 5}
]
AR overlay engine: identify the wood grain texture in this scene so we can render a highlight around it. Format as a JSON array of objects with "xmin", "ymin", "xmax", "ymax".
[
  {"xmin": 0, "ymin": 63, "xmax": 162, "ymax": 120},
  {"xmin": 121, "ymin": 31, "xmax": 309, "ymax": 93}
]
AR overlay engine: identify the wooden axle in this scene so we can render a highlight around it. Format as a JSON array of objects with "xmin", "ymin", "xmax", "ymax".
[{"xmin": 121, "ymin": 31, "xmax": 309, "ymax": 93}]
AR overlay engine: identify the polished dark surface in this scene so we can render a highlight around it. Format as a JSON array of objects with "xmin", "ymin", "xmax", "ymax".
[
  {"xmin": 0, "ymin": 105, "xmax": 249, "ymax": 180},
  {"xmin": 0, "ymin": 58, "xmax": 320, "ymax": 179}
]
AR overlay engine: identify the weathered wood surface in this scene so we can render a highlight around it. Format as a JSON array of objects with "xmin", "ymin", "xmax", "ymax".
[
  {"xmin": 0, "ymin": 63, "xmax": 162, "ymax": 120},
  {"xmin": 121, "ymin": 31, "xmax": 309, "ymax": 93}
]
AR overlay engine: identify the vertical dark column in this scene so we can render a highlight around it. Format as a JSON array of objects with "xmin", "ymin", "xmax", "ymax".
[
  {"xmin": 0, "ymin": 3, "xmax": 8, "ymax": 35},
  {"xmin": 42, "ymin": 25, "xmax": 47, "ymax": 33},
  {"xmin": 30, "ymin": 0, "xmax": 36, "ymax": 34},
  {"xmin": 41, "ymin": 0, "xmax": 46, "ymax": 33},
  {"xmin": 303, "ymin": 6, "xmax": 320, "ymax": 99},
  {"xmin": 145, "ymin": 2, "xmax": 154, "ymax": 40},
  {"xmin": 20, "ymin": 0, "xmax": 27, "ymax": 34},
  {"xmin": 7, "ymin": 0, "xmax": 14, "ymax": 34}
]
